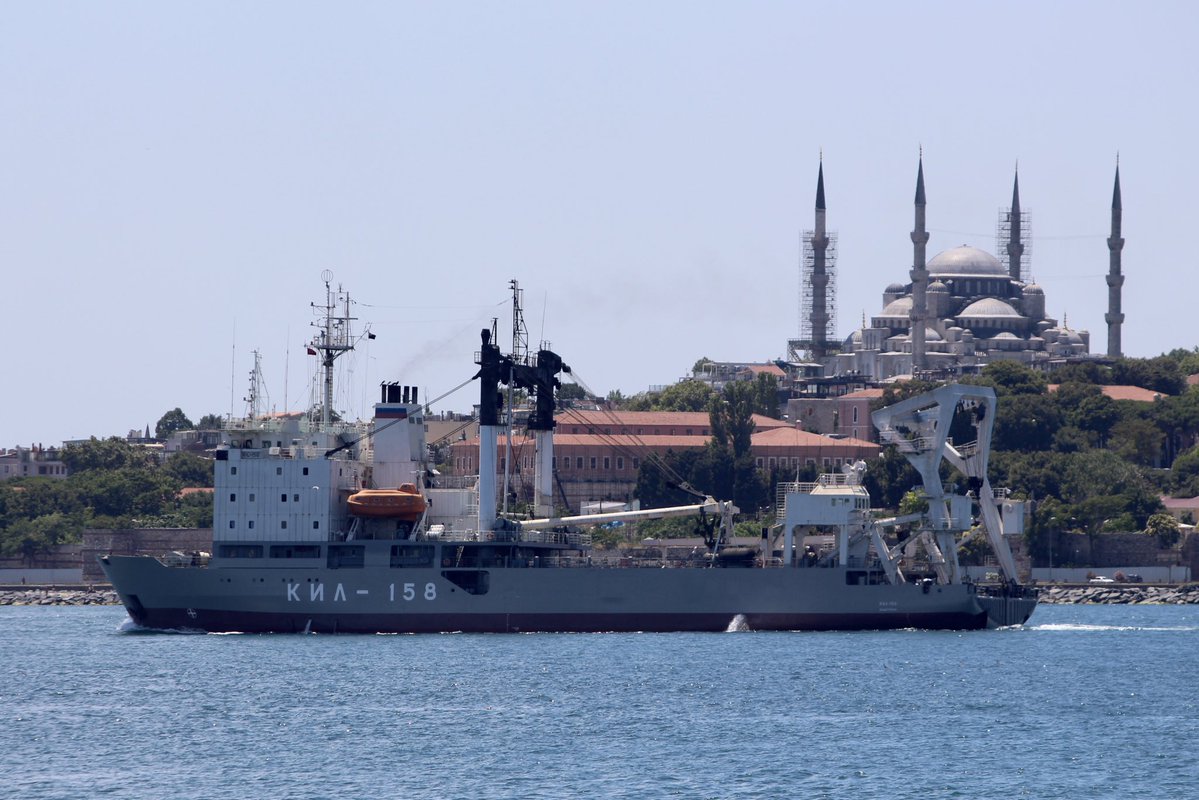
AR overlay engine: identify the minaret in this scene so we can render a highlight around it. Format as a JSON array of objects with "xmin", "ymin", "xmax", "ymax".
[
  {"xmin": 809, "ymin": 159, "xmax": 831, "ymax": 359},
  {"xmin": 1106, "ymin": 162, "xmax": 1125, "ymax": 357},
  {"xmin": 1006, "ymin": 167, "xmax": 1024, "ymax": 282},
  {"xmin": 909, "ymin": 154, "xmax": 929, "ymax": 370}
]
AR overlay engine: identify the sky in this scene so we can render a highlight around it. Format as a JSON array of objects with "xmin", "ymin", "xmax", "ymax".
[{"xmin": 3, "ymin": 1, "xmax": 1198, "ymax": 447}]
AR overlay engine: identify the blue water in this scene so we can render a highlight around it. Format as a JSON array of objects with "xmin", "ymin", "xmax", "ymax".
[{"xmin": 2, "ymin": 605, "xmax": 1197, "ymax": 799}]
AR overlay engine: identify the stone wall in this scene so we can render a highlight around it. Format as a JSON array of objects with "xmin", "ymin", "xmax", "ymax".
[{"xmin": 1047, "ymin": 531, "xmax": 1187, "ymax": 570}]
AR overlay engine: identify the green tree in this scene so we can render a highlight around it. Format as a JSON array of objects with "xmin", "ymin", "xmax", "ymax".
[
  {"xmin": 197, "ymin": 413, "xmax": 224, "ymax": 429},
  {"xmin": 1145, "ymin": 512, "xmax": 1181, "ymax": 546},
  {"xmin": 1109, "ymin": 418, "xmax": 1164, "ymax": 467},
  {"xmin": 863, "ymin": 446, "xmax": 920, "ymax": 511},
  {"xmin": 557, "ymin": 384, "xmax": 587, "ymax": 402},
  {"xmin": 155, "ymin": 408, "xmax": 195, "ymax": 439},
  {"xmin": 61, "ymin": 437, "xmax": 155, "ymax": 472},
  {"xmin": 992, "ymin": 394, "xmax": 1060, "ymax": 451},
  {"xmin": 966, "ymin": 360, "xmax": 1048, "ymax": 397},
  {"xmin": 164, "ymin": 452, "xmax": 214, "ymax": 487},
  {"xmin": 751, "ymin": 372, "xmax": 781, "ymax": 419}
]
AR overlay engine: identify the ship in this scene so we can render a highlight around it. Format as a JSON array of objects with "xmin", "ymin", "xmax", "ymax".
[{"xmin": 99, "ymin": 279, "xmax": 1037, "ymax": 633}]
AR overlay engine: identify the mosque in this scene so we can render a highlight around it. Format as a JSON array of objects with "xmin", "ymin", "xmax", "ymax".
[{"xmin": 791, "ymin": 157, "xmax": 1125, "ymax": 381}]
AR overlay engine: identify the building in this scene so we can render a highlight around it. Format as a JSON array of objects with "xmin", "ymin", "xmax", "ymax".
[
  {"xmin": 793, "ymin": 157, "xmax": 1124, "ymax": 381},
  {"xmin": 446, "ymin": 410, "xmax": 879, "ymax": 513},
  {"xmin": 0, "ymin": 445, "xmax": 68, "ymax": 480}
]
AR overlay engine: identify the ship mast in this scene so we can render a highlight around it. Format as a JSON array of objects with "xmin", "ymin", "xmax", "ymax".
[
  {"xmin": 244, "ymin": 350, "xmax": 266, "ymax": 420},
  {"xmin": 310, "ymin": 270, "xmax": 356, "ymax": 431}
]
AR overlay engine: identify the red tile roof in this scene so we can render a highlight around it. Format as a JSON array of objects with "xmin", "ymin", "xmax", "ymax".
[
  {"xmin": 1047, "ymin": 384, "xmax": 1164, "ymax": 402},
  {"xmin": 840, "ymin": 388, "xmax": 885, "ymax": 400}
]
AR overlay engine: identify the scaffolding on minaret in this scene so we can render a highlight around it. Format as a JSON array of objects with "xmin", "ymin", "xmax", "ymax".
[
  {"xmin": 788, "ymin": 230, "xmax": 837, "ymax": 362},
  {"xmin": 996, "ymin": 207, "xmax": 1032, "ymax": 283}
]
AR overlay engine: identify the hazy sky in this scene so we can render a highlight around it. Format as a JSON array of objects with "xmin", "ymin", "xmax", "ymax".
[{"xmin": 4, "ymin": 2, "xmax": 1197, "ymax": 447}]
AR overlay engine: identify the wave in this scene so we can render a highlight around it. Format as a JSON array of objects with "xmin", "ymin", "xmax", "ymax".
[{"xmin": 1031, "ymin": 622, "xmax": 1199, "ymax": 633}]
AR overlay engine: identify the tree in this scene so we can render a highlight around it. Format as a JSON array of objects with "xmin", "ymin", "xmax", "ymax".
[
  {"xmin": 626, "ymin": 380, "xmax": 716, "ymax": 412},
  {"xmin": 1109, "ymin": 418, "xmax": 1164, "ymax": 467},
  {"xmin": 164, "ymin": 452, "xmax": 214, "ymax": 487},
  {"xmin": 751, "ymin": 372, "xmax": 782, "ymax": 419},
  {"xmin": 557, "ymin": 383, "xmax": 587, "ymax": 402},
  {"xmin": 863, "ymin": 446, "xmax": 920, "ymax": 511},
  {"xmin": 966, "ymin": 360, "xmax": 1047, "ymax": 397},
  {"xmin": 197, "ymin": 413, "xmax": 224, "ymax": 430},
  {"xmin": 61, "ymin": 437, "xmax": 155, "ymax": 472},
  {"xmin": 155, "ymin": 408, "xmax": 195, "ymax": 439},
  {"xmin": 1145, "ymin": 513, "xmax": 1181, "ymax": 546},
  {"xmin": 992, "ymin": 394, "xmax": 1060, "ymax": 451}
]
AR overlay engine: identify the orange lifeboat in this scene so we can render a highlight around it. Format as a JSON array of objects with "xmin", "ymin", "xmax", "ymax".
[{"xmin": 347, "ymin": 483, "xmax": 428, "ymax": 520}]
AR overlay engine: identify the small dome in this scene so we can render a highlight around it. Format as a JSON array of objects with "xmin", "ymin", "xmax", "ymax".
[
  {"xmin": 928, "ymin": 245, "xmax": 1006, "ymax": 276},
  {"xmin": 924, "ymin": 327, "xmax": 943, "ymax": 342},
  {"xmin": 1023, "ymin": 283, "xmax": 1045, "ymax": 295},
  {"xmin": 928, "ymin": 280, "xmax": 949, "ymax": 292},
  {"xmin": 844, "ymin": 329, "xmax": 863, "ymax": 347},
  {"xmin": 959, "ymin": 298, "xmax": 1023, "ymax": 318},
  {"xmin": 991, "ymin": 332, "xmax": 1020, "ymax": 340},
  {"xmin": 885, "ymin": 282, "xmax": 907, "ymax": 293},
  {"xmin": 878, "ymin": 296, "xmax": 913, "ymax": 318}
]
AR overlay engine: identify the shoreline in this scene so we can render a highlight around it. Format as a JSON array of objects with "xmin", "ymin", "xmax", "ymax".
[{"xmin": 2, "ymin": 583, "xmax": 1198, "ymax": 607}]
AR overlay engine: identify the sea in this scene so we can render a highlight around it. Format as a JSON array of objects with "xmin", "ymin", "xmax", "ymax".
[{"xmin": 2, "ymin": 604, "xmax": 1196, "ymax": 800}]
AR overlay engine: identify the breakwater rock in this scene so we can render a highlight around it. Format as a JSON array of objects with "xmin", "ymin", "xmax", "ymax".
[
  {"xmin": 0, "ymin": 586, "xmax": 119, "ymax": 606},
  {"xmin": 1037, "ymin": 584, "xmax": 1199, "ymax": 605}
]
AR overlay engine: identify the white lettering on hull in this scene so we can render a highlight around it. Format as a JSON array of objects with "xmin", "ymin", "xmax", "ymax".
[{"xmin": 286, "ymin": 581, "xmax": 439, "ymax": 604}]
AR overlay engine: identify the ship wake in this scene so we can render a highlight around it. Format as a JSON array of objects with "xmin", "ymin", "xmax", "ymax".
[{"xmin": 725, "ymin": 614, "xmax": 751, "ymax": 632}]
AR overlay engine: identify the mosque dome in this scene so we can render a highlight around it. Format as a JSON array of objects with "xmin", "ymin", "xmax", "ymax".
[
  {"xmin": 928, "ymin": 245, "xmax": 1006, "ymax": 276},
  {"xmin": 928, "ymin": 280, "xmax": 949, "ymax": 292},
  {"xmin": 1023, "ymin": 283, "xmax": 1045, "ymax": 295},
  {"xmin": 885, "ymin": 282, "xmax": 907, "ymax": 294},
  {"xmin": 878, "ymin": 296, "xmax": 912, "ymax": 318},
  {"xmin": 958, "ymin": 298, "xmax": 1023, "ymax": 318}
]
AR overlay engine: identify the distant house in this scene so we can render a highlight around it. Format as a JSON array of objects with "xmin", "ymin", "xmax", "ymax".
[
  {"xmin": 0, "ymin": 445, "xmax": 67, "ymax": 480},
  {"xmin": 1161, "ymin": 496, "xmax": 1199, "ymax": 525}
]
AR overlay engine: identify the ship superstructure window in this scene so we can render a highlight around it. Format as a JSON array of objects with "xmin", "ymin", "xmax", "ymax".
[
  {"xmin": 276, "ymin": 467, "xmax": 283, "ymax": 475},
  {"xmin": 281, "ymin": 494, "xmax": 288, "ymax": 502},
  {"xmin": 281, "ymin": 521, "xmax": 288, "ymax": 529},
  {"xmin": 270, "ymin": 545, "xmax": 321, "ymax": 558},
  {"xmin": 231, "ymin": 467, "xmax": 237, "ymax": 475},
  {"xmin": 328, "ymin": 545, "xmax": 365, "ymax": 568},
  {"xmin": 228, "ymin": 521, "xmax": 236, "ymax": 529},
  {"xmin": 390, "ymin": 544, "xmax": 434, "ymax": 567},
  {"xmin": 249, "ymin": 493, "xmax": 255, "ymax": 502},
  {"xmin": 218, "ymin": 544, "xmax": 262, "ymax": 558},
  {"xmin": 303, "ymin": 467, "xmax": 309, "ymax": 476},
  {"xmin": 293, "ymin": 494, "xmax": 299, "ymax": 502},
  {"xmin": 313, "ymin": 521, "xmax": 320, "ymax": 529},
  {"xmin": 248, "ymin": 521, "xmax": 255, "ymax": 529}
]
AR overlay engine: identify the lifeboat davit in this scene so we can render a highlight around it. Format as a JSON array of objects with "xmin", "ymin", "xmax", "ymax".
[{"xmin": 347, "ymin": 483, "xmax": 428, "ymax": 520}]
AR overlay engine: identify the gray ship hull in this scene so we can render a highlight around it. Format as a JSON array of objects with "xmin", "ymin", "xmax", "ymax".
[{"xmin": 99, "ymin": 553, "xmax": 1034, "ymax": 633}]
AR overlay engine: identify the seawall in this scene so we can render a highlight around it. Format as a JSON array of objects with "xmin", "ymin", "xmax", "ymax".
[{"xmin": 1037, "ymin": 584, "xmax": 1199, "ymax": 605}]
